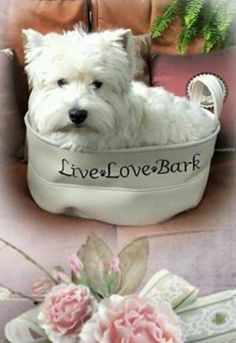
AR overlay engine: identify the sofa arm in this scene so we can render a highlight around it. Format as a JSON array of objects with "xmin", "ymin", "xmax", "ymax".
[{"xmin": 0, "ymin": 51, "xmax": 25, "ymax": 163}]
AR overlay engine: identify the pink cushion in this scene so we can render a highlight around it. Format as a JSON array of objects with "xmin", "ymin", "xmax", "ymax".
[{"xmin": 150, "ymin": 47, "xmax": 236, "ymax": 150}]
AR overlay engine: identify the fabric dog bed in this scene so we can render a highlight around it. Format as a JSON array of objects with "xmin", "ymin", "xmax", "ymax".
[{"xmin": 25, "ymin": 75, "xmax": 224, "ymax": 226}]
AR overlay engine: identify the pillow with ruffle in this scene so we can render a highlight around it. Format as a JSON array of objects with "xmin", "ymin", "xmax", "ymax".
[{"xmin": 150, "ymin": 47, "xmax": 236, "ymax": 150}]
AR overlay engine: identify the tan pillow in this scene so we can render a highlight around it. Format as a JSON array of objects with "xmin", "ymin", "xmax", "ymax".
[{"xmin": 0, "ymin": 51, "xmax": 25, "ymax": 162}]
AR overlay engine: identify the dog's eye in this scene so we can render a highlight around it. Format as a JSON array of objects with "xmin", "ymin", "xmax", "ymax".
[
  {"xmin": 57, "ymin": 79, "xmax": 69, "ymax": 87},
  {"xmin": 92, "ymin": 80, "xmax": 103, "ymax": 89}
]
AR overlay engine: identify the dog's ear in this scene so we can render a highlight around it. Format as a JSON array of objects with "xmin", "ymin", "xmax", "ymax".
[
  {"xmin": 117, "ymin": 29, "xmax": 136, "ymax": 77},
  {"xmin": 22, "ymin": 29, "xmax": 44, "ymax": 51},
  {"xmin": 22, "ymin": 29, "xmax": 45, "ymax": 88},
  {"xmin": 22, "ymin": 29, "xmax": 44, "ymax": 66}
]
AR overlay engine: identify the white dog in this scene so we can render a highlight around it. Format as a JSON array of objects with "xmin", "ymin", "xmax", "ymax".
[{"xmin": 23, "ymin": 28, "xmax": 217, "ymax": 151}]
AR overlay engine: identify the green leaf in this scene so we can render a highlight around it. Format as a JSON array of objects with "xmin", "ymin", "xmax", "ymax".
[
  {"xmin": 184, "ymin": 0, "xmax": 205, "ymax": 28},
  {"xmin": 150, "ymin": 0, "xmax": 180, "ymax": 39},
  {"xmin": 215, "ymin": 0, "xmax": 236, "ymax": 46},
  {"xmin": 177, "ymin": 0, "xmax": 205, "ymax": 54},
  {"xmin": 107, "ymin": 269, "xmax": 122, "ymax": 295},
  {"xmin": 178, "ymin": 25, "xmax": 198, "ymax": 54},
  {"xmin": 203, "ymin": 26, "xmax": 221, "ymax": 53},
  {"xmin": 150, "ymin": 0, "xmax": 236, "ymax": 54},
  {"xmin": 202, "ymin": 3, "xmax": 222, "ymax": 53},
  {"xmin": 80, "ymin": 234, "xmax": 114, "ymax": 298},
  {"xmin": 201, "ymin": 0, "xmax": 236, "ymax": 53},
  {"xmin": 118, "ymin": 238, "xmax": 149, "ymax": 295}
]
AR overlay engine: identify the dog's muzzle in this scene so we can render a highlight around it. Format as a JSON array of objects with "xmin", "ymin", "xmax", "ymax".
[{"xmin": 69, "ymin": 108, "xmax": 88, "ymax": 126}]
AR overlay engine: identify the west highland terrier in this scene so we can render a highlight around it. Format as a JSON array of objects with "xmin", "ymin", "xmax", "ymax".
[{"xmin": 23, "ymin": 28, "xmax": 218, "ymax": 151}]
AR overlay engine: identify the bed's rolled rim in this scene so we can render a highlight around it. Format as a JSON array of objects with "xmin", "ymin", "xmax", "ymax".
[{"xmin": 25, "ymin": 111, "xmax": 220, "ymax": 155}]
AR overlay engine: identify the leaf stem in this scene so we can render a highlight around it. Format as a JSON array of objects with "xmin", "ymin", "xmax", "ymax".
[
  {"xmin": 0, "ymin": 237, "xmax": 57, "ymax": 284},
  {"xmin": 0, "ymin": 282, "xmax": 38, "ymax": 304}
]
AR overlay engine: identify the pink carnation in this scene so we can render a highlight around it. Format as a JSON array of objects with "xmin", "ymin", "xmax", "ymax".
[
  {"xmin": 79, "ymin": 295, "xmax": 183, "ymax": 343},
  {"xmin": 38, "ymin": 284, "xmax": 96, "ymax": 343}
]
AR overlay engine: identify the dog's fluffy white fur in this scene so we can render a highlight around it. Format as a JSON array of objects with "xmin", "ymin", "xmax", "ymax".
[{"xmin": 24, "ymin": 28, "xmax": 217, "ymax": 151}]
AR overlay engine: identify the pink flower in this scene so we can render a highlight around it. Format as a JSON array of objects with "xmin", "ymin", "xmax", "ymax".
[
  {"xmin": 31, "ymin": 276, "xmax": 54, "ymax": 299},
  {"xmin": 109, "ymin": 257, "xmax": 120, "ymax": 273},
  {"xmin": 68, "ymin": 254, "xmax": 84, "ymax": 278},
  {"xmin": 79, "ymin": 295, "xmax": 183, "ymax": 343},
  {"xmin": 38, "ymin": 284, "xmax": 96, "ymax": 343}
]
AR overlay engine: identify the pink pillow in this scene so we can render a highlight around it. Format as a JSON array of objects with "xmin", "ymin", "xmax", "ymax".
[{"xmin": 150, "ymin": 47, "xmax": 236, "ymax": 150}]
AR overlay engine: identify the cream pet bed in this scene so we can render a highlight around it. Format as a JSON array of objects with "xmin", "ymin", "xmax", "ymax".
[{"xmin": 25, "ymin": 75, "xmax": 224, "ymax": 226}]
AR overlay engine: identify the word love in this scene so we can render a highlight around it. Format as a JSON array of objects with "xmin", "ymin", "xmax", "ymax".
[{"xmin": 58, "ymin": 154, "xmax": 201, "ymax": 180}]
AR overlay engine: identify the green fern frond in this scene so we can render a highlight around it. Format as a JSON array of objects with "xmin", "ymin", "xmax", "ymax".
[
  {"xmin": 178, "ymin": 28, "xmax": 195, "ymax": 55},
  {"xmin": 183, "ymin": 0, "xmax": 205, "ymax": 28},
  {"xmin": 216, "ymin": 1, "xmax": 235, "ymax": 33},
  {"xmin": 178, "ymin": 25, "xmax": 198, "ymax": 54},
  {"xmin": 201, "ymin": 0, "xmax": 221, "ymax": 52},
  {"xmin": 151, "ymin": 0, "xmax": 180, "ymax": 39},
  {"xmin": 150, "ymin": 0, "xmax": 236, "ymax": 54},
  {"xmin": 216, "ymin": 1, "xmax": 236, "ymax": 45},
  {"xmin": 203, "ymin": 24, "xmax": 221, "ymax": 52},
  {"xmin": 200, "ymin": 0, "xmax": 235, "ymax": 52},
  {"xmin": 178, "ymin": 0, "xmax": 204, "ymax": 54}
]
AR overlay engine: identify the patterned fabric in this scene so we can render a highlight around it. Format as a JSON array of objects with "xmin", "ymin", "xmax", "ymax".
[
  {"xmin": 139, "ymin": 269, "xmax": 198, "ymax": 310},
  {"xmin": 140, "ymin": 270, "xmax": 236, "ymax": 343}
]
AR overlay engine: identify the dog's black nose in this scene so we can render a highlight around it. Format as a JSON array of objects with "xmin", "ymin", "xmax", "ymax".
[{"xmin": 69, "ymin": 108, "xmax": 88, "ymax": 125}]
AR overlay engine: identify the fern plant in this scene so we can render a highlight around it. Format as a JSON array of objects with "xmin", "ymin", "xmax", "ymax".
[
  {"xmin": 178, "ymin": 0, "xmax": 204, "ymax": 54},
  {"xmin": 150, "ymin": 0, "xmax": 236, "ymax": 54},
  {"xmin": 151, "ymin": 0, "xmax": 181, "ymax": 39}
]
